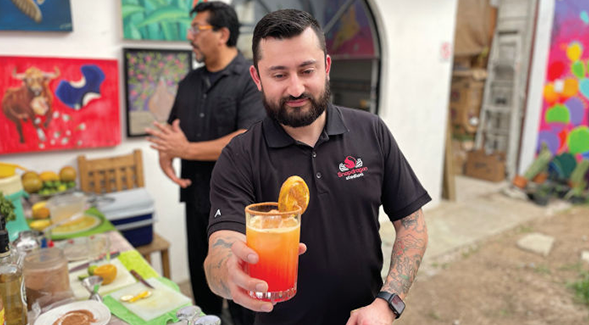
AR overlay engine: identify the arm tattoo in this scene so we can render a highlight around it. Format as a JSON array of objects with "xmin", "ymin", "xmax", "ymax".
[
  {"xmin": 205, "ymin": 235, "xmax": 239, "ymax": 298},
  {"xmin": 384, "ymin": 209, "xmax": 427, "ymax": 297},
  {"xmin": 213, "ymin": 238, "xmax": 234, "ymax": 249}
]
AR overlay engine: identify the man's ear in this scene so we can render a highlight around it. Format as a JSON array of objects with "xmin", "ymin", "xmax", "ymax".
[
  {"xmin": 218, "ymin": 27, "xmax": 230, "ymax": 45},
  {"xmin": 249, "ymin": 65, "xmax": 263, "ymax": 91},
  {"xmin": 325, "ymin": 54, "xmax": 332, "ymax": 81}
]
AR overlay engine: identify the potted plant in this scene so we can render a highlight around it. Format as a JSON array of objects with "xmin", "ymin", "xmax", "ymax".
[
  {"xmin": 530, "ymin": 183, "xmax": 553, "ymax": 206},
  {"xmin": 0, "ymin": 192, "xmax": 16, "ymax": 230}
]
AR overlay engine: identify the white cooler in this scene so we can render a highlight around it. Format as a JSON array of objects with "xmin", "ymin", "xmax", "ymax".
[{"xmin": 97, "ymin": 188, "xmax": 156, "ymax": 246}]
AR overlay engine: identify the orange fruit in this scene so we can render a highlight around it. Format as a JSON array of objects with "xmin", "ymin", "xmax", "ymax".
[
  {"xmin": 278, "ymin": 175, "xmax": 310, "ymax": 214},
  {"xmin": 93, "ymin": 264, "xmax": 117, "ymax": 285},
  {"xmin": 39, "ymin": 171, "xmax": 59, "ymax": 182},
  {"xmin": 33, "ymin": 207, "xmax": 50, "ymax": 219}
]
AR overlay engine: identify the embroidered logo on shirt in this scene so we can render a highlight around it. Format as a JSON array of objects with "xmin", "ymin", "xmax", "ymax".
[
  {"xmin": 337, "ymin": 156, "xmax": 368, "ymax": 180},
  {"xmin": 214, "ymin": 209, "xmax": 222, "ymax": 218}
]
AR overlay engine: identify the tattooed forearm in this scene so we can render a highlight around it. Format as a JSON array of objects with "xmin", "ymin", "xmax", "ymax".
[
  {"xmin": 204, "ymin": 232, "xmax": 242, "ymax": 299},
  {"xmin": 400, "ymin": 209, "xmax": 427, "ymax": 233},
  {"xmin": 383, "ymin": 209, "xmax": 428, "ymax": 298}
]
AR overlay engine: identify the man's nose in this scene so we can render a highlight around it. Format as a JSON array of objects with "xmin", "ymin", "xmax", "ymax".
[{"xmin": 287, "ymin": 75, "xmax": 305, "ymax": 98}]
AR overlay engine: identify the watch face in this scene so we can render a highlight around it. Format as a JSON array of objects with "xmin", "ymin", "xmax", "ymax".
[{"xmin": 391, "ymin": 294, "xmax": 405, "ymax": 314}]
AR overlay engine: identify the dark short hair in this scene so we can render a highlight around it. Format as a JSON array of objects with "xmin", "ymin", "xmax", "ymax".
[
  {"xmin": 252, "ymin": 9, "xmax": 326, "ymax": 69},
  {"xmin": 191, "ymin": 1, "xmax": 240, "ymax": 47}
]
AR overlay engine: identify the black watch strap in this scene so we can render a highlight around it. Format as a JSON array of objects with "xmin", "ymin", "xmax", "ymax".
[{"xmin": 376, "ymin": 291, "xmax": 405, "ymax": 319}]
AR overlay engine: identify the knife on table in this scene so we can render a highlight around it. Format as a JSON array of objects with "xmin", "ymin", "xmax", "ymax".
[
  {"xmin": 130, "ymin": 269, "xmax": 155, "ymax": 289},
  {"xmin": 69, "ymin": 251, "xmax": 121, "ymax": 273}
]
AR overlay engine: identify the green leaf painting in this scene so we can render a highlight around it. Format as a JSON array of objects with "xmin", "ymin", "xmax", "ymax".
[{"xmin": 122, "ymin": 0, "xmax": 193, "ymax": 41}]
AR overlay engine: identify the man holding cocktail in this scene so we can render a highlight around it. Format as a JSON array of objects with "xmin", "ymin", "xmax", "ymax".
[{"xmin": 205, "ymin": 9, "xmax": 430, "ymax": 325}]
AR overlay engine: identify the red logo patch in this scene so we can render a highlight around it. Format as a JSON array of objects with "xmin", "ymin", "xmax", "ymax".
[{"xmin": 338, "ymin": 156, "xmax": 367, "ymax": 180}]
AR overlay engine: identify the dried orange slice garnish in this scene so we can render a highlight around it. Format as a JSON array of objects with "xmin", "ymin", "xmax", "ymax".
[
  {"xmin": 93, "ymin": 264, "xmax": 117, "ymax": 285},
  {"xmin": 278, "ymin": 176, "xmax": 309, "ymax": 214}
]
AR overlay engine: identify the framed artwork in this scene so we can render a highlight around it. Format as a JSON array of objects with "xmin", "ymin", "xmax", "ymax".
[
  {"xmin": 0, "ymin": 0, "xmax": 73, "ymax": 32},
  {"xmin": 123, "ymin": 48, "xmax": 193, "ymax": 137},
  {"xmin": 0, "ymin": 56, "xmax": 120, "ymax": 155},
  {"xmin": 121, "ymin": 0, "xmax": 194, "ymax": 41}
]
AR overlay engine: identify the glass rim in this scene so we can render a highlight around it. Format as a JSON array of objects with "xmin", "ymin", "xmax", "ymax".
[{"xmin": 245, "ymin": 202, "xmax": 302, "ymax": 215}]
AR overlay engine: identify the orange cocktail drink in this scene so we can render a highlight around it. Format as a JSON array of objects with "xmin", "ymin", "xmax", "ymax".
[{"xmin": 245, "ymin": 202, "xmax": 301, "ymax": 302}]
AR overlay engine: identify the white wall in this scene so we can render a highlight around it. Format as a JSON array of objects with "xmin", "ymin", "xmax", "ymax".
[
  {"xmin": 370, "ymin": 0, "xmax": 458, "ymax": 208},
  {"xmin": 518, "ymin": 0, "xmax": 554, "ymax": 174},
  {"xmin": 0, "ymin": 0, "xmax": 457, "ymax": 283},
  {"xmin": 0, "ymin": 1, "xmax": 192, "ymax": 282}
]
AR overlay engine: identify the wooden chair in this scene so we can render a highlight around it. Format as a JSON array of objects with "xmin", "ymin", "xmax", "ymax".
[{"xmin": 77, "ymin": 149, "xmax": 171, "ymax": 279}]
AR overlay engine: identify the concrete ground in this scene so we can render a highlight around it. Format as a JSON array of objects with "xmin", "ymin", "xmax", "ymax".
[
  {"xmin": 179, "ymin": 175, "xmax": 570, "ymax": 323},
  {"xmin": 379, "ymin": 175, "xmax": 571, "ymax": 279}
]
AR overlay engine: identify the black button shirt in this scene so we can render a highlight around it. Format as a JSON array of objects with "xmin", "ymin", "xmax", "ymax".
[
  {"xmin": 209, "ymin": 104, "xmax": 431, "ymax": 324},
  {"xmin": 167, "ymin": 53, "xmax": 264, "ymax": 211}
]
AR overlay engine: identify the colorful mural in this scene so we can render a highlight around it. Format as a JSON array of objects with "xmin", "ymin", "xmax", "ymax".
[
  {"xmin": 537, "ymin": 0, "xmax": 589, "ymax": 160},
  {"xmin": 0, "ymin": 56, "xmax": 120, "ymax": 155},
  {"xmin": 0, "ymin": 0, "xmax": 73, "ymax": 32},
  {"xmin": 121, "ymin": 0, "xmax": 193, "ymax": 41}
]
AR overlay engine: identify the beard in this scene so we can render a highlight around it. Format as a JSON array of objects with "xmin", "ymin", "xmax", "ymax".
[
  {"xmin": 263, "ymin": 79, "xmax": 331, "ymax": 128},
  {"xmin": 191, "ymin": 42, "xmax": 205, "ymax": 63}
]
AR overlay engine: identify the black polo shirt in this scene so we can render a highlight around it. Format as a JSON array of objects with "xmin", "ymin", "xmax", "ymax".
[
  {"xmin": 167, "ymin": 52, "xmax": 264, "ymax": 211},
  {"xmin": 209, "ymin": 104, "xmax": 431, "ymax": 324}
]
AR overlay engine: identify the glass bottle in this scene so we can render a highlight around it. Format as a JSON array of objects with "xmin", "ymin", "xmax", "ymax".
[{"xmin": 0, "ymin": 230, "xmax": 27, "ymax": 325}]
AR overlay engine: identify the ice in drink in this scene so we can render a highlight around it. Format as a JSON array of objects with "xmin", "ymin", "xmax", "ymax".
[{"xmin": 245, "ymin": 203, "xmax": 301, "ymax": 302}]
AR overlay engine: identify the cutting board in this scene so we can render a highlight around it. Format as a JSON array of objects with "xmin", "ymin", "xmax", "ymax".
[
  {"xmin": 108, "ymin": 278, "xmax": 192, "ymax": 321},
  {"xmin": 69, "ymin": 258, "xmax": 136, "ymax": 299}
]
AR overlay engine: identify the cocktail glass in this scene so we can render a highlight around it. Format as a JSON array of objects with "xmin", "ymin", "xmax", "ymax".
[{"xmin": 245, "ymin": 202, "xmax": 301, "ymax": 303}]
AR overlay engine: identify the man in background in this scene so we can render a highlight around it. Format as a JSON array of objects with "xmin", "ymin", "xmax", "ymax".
[{"xmin": 146, "ymin": 2, "xmax": 264, "ymax": 324}]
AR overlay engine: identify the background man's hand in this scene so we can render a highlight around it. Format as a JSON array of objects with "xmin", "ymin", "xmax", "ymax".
[
  {"xmin": 157, "ymin": 151, "xmax": 191, "ymax": 188},
  {"xmin": 146, "ymin": 119, "xmax": 189, "ymax": 158}
]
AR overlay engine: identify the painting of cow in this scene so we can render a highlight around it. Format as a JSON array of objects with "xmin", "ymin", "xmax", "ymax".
[
  {"xmin": 0, "ymin": 55, "xmax": 120, "ymax": 155},
  {"xmin": 1, "ymin": 66, "xmax": 59, "ymax": 143}
]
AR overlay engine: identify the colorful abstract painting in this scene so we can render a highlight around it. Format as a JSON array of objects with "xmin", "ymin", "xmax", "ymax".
[
  {"xmin": 324, "ymin": 0, "xmax": 377, "ymax": 59},
  {"xmin": 0, "ymin": 0, "xmax": 72, "ymax": 32},
  {"xmin": 0, "ymin": 56, "xmax": 120, "ymax": 155},
  {"xmin": 124, "ymin": 48, "xmax": 192, "ymax": 137},
  {"xmin": 121, "ymin": 0, "xmax": 194, "ymax": 41},
  {"xmin": 537, "ymin": 0, "xmax": 589, "ymax": 160}
]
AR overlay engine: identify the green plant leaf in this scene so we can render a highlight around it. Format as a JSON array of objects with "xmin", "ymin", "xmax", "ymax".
[
  {"xmin": 122, "ymin": 4, "xmax": 145, "ymax": 19},
  {"xmin": 0, "ymin": 192, "xmax": 16, "ymax": 223},
  {"xmin": 135, "ymin": 6, "xmax": 188, "ymax": 28}
]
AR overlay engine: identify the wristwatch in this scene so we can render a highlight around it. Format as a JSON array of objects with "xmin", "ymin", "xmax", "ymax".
[{"xmin": 376, "ymin": 291, "xmax": 405, "ymax": 319}]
